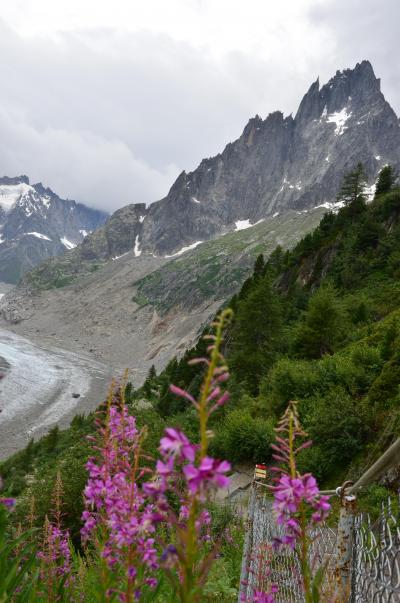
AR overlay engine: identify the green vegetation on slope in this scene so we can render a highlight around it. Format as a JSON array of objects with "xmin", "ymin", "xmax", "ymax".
[
  {"xmin": 139, "ymin": 166, "xmax": 400, "ymax": 492},
  {"xmin": 133, "ymin": 209, "xmax": 325, "ymax": 313}
]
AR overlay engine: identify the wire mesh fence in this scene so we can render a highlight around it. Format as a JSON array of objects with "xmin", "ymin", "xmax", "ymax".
[
  {"xmin": 353, "ymin": 499, "xmax": 400, "ymax": 602},
  {"xmin": 239, "ymin": 483, "xmax": 400, "ymax": 602}
]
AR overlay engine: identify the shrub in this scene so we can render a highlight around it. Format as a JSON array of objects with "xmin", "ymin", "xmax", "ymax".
[{"xmin": 212, "ymin": 408, "xmax": 275, "ymax": 463}]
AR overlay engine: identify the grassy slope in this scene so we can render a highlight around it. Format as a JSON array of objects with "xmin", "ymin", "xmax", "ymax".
[
  {"xmin": 23, "ymin": 208, "xmax": 325, "ymax": 297},
  {"xmin": 132, "ymin": 209, "xmax": 325, "ymax": 313}
]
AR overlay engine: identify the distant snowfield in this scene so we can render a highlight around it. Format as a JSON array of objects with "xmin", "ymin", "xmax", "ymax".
[
  {"xmin": 326, "ymin": 107, "xmax": 352, "ymax": 136},
  {"xmin": 235, "ymin": 218, "xmax": 265, "ymax": 231},
  {"xmin": 134, "ymin": 235, "xmax": 142, "ymax": 257},
  {"xmin": 0, "ymin": 329, "xmax": 109, "ymax": 459},
  {"xmin": 60, "ymin": 237, "xmax": 77, "ymax": 249},
  {"xmin": 26, "ymin": 232, "xmax": 52, "ymax": 241},
  {"xmin": 235, "ymin": 219, "xmax": 252, "ymax": 231},
  {"xmin": 165, "ymin": 240, "xmax": 203, "ymax": 258}
]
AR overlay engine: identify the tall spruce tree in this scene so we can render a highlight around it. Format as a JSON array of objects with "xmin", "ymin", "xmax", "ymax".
[
  {"xmin": 337, "ymin": 162, "xmax": 367, "ymax": 205},
  {"xmin": 229, "ymin": 275, "xmax": 283, "ymax": 392},
  {"xmin": 294, "ymin": 282, "xmax": 347, "ymax": 358},
  {"xmin": 375, "ymin": 165, "xmax": 398, "ymax": 197}
]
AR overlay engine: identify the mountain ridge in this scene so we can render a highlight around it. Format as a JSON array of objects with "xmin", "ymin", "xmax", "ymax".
[
  {"xmin": 21, "ymin": 59, "xmax": 400, "ymax": 290},
  {"xmin": 0, "ymin": 175, "xmax": 108, "ymax": 283}
]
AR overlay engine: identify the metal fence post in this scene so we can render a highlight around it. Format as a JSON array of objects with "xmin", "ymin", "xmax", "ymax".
[
  {"xmin": 334, "ymin": 481, "xmax": 357, "ymax": 601},
  {"xmin": 238, "ymin": 483, "xmax": 256, "ymax": 602}
]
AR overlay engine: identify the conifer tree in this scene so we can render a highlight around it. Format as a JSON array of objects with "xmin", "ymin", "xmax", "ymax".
[
  {"xmin": 229, "ymin": 276, "xmax": 283, "ymax": 392},
  {"xmin": 294, "ymin": 282, "xmax": 346, "ymax": 358},
  {"xmin": 253, "ymin": 253, "xmax": 265, "ymax": 280},
  {"xmin": 375, "ymin": 165, "xmax": 398, "ymax": 197},
  {"xmin": 268, "ymin": 245, "xmax": 284, "ymax": 274},
  {"xmin": 337, "ymin": 162, "xmax": 367, "ymax": 205}
]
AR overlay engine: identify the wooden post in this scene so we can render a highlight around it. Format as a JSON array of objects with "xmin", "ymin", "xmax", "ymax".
[{"xmin": 334, "ymin": 481, "xmax": 357, "ymax": 601}]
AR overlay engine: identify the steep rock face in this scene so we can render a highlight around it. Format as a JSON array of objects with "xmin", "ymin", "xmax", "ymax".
[
  {"xmin": 0, "ymin": 176, "xmax": 108, "ymax": 283},
  {"xmin": 23, "ymin": 60, "xmax": 400, "ymax": 286},
  {"xmin": 141, "ymin": 61, "xmax": 400, "ymax": 254}
]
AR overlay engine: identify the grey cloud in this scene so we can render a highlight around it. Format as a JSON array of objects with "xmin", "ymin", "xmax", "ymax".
[
  {"xmin": 308, "ymin": 0, "xmax": 400, "ymax": 113},
  {"xmin": 0, "ymin": 5, "xmax": 399, "ymax": 212}
]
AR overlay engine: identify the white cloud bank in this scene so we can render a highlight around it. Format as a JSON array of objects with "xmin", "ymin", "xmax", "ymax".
[{"xmin": 0, "ymin": 0, "xmax": 398, "ymax": 211}]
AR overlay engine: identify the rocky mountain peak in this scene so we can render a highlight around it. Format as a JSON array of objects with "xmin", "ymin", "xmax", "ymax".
[
  {"xmin": 0, "ymin": 177, "xmax": 108, "ymax": 283},
  {"xmin": 295, "ymin": 78, "xmax": 321, "ymax": 124},
  {"xmin": 0, "ymin": 175, "xmax": 30, "ymax": 186},
  {"xmin": 318, "ymin": 60, "xmax": 382, "ymax": 115},
  {"xmin": 296, "ymin": 61, "xmax": 383, "ymax": 127}
]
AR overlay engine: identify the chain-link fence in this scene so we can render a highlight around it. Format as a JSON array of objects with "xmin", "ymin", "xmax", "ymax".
[
  {"xmin": 239, "ymin": 484, "xmax": 400, "ymax": 602},
  {"xmin": 353, "ymin": 499, "xmax": 400, "ymax": 602}
]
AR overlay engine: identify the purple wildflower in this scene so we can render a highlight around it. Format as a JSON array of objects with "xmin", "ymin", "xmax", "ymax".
[
  {"xmin": 0, "ymin": 497, "xmax": 16, "ymax": 509},
  {"xmin": 183, "ymin": 457, "xmax": 231, "ymax": 494},
  {"xmin": 159, "ymin": 428, "xmax": 196, "ymax": 462}
]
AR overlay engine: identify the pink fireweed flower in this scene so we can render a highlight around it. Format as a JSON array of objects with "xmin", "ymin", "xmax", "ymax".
[
  {"xmin": 272, "ymin": 473, "xmax": 330, "ymax": 549},
  {"xmin": 159, "ymin": 428, "xmax": 196, "ymax": 462},
  {"xmin": 160, "ymin": 544, "xmax": 179, "ymax": 569},
  {"xmin": 187, "ymin": 357, "xmax": 210, "ymax": 366},
  {"xmin": 216, "ymin": 372, "xmax": 230, "ymax": 383},
  {"xmin": 311, "ymin": 495, "xmax": 331, "ymax": 523},
  {"xmin": 38, "ymin": 522, "xmax": 72, "ymax": 579},
  {"xmin": 183, "ymin": 457, "xmax": 231, "ymax": 494},
  {"xmin": 301, "ymin": 474, "xmax": 319, "ymax": 503},
  {"xmin": 169, "ymin": 384, "xmax": 196, "ymax": 405},
  {"xmin": 210, "ymin": 391, "xmax": 230, "ymax": 412},
  {"xmin": 0, "ymin": 497, "xmax": 16, "ymax": 509},
  {"xmin": 273, "ymin": 475, "xmax": 304, "ymax": 516},
  {"xmin": 81, "ymin": 403, "xmax": 160, "ymax": 595},
  {"xmin": 156, "ymin": 457, "xmax": 175, "ymax": 477},
  {"xmin": 207, "ymin": 387, "xmax": 221, "ymax": 402},
  {"xmin": 241, "ymin": 584, "xmax": 278, "ymax": 603}
]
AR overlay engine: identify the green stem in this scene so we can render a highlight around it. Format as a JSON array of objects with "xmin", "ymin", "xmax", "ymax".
[{"xmin": 198, "ymin": 309, "xmax": 232, "ymax": 459}]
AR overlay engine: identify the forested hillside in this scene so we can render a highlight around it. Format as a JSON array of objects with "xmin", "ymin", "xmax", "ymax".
[
  {"xmin": 2, "ymin": 165, "xmax": 400, "ymax": 538},
  {"xmin": 141, "ymin": 165, "xmax": 400, "ymax": 487}
]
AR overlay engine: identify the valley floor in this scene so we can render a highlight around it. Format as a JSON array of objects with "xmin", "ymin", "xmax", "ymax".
[{"xmin": 0, "ymin": 328, "xmax": 112, "ymax": 459}]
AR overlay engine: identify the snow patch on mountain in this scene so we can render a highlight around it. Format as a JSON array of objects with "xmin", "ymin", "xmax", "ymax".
[
  {"xmin": 326, "ymin": 107, "xmax": 352, "ymax": 136},
  {"xmin": 134, "ymin": 235, "xmax": 142, "ymax": 257},
  {"xmin": 112, "ymin": 252, "xmax": 129, "ymax": 261},
  {"xmin": 365, "ymin": 183, "xmax": 376, "ymax": 201},
  {"xmin": 235, "ymin": 219, "xmax": 265, "ymax": 231},
  {"xmin": 60, "ymin": 237, "xmax": 77, "ymax": 250},
  {"xmin": 26, "ymin": 232, "xmax": 52, "ymax": 241},
  {"xmin": 165, "ymin": 241, "xmax": 203, "ymax": 258},
  {"xmin": 0, "ymin": 183, "xmax": 33, "ymax": 212},
  {"xmin": 235, "ymin": 219, "xmax": 252, "ymax": 231},
  {"xmin": 315, "ymin": 200, "xmax": 346, "ymax": 212}
]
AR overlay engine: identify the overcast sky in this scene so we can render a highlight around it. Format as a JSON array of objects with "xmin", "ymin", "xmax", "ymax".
[{"xmin": 0, "ymin": 0, "xmax": 399, "ymax": 212}]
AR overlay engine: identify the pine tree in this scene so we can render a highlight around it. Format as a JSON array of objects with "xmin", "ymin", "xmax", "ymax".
[
  {"xmin": 229, "ymin": 276, "xmax": 283, "ymax": 392},
  {"xmin": 375, "ymin": 165, "xmax": 398, "ymax": 197},
  {"xmin": 268, "ymin": 245, "xmax": 284, "ymax": 275},
  {"xmin": 253, "ymin": 254, "xmax": 265, "ymax": 280},
  {"xmin": 294, "ymin": 282, "xmax": 347, "ymax": 358},
  {"xmin": 142, "ymin": 365, "xmax": 157, "ymax": 397},
  {"xmin": 337, "ymin": 163, "xmax": 367, "ymax": 206}
]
